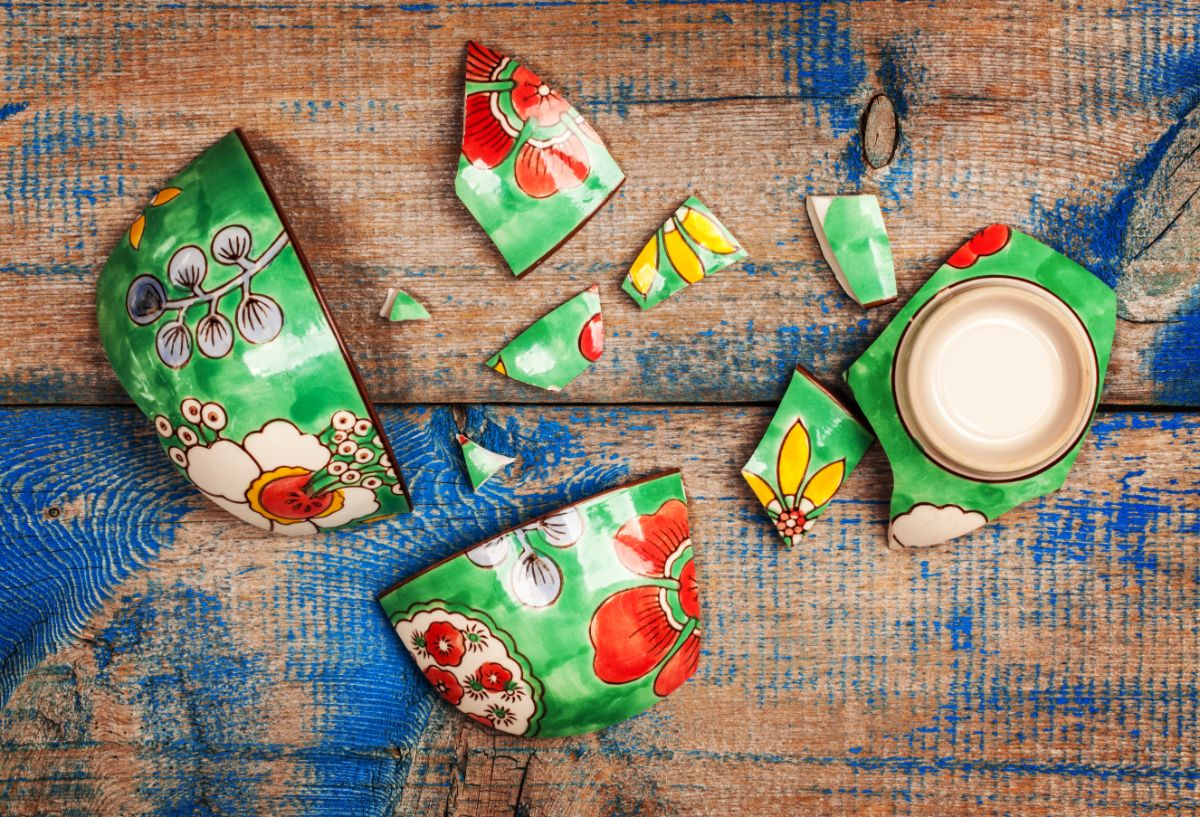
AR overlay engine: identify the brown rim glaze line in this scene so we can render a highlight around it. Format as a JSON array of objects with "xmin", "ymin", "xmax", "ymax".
[
  {"xmin": 235, "ymin": 128, "xmax": 413, "ymax": 512},
  {"xmin": 375, "ymin": 469, "xmax": 685, "ymax": 600},
  {"xmin": 888, "ymin": 273, "xmax": 1100, "ymax": 484},
  {"xmin": 457, "ymin": 42, "xmax": 626, "ymax": 280},
  {"xmin": 791, "ymin": 362, "xmax": 872, "ymax": 431}
]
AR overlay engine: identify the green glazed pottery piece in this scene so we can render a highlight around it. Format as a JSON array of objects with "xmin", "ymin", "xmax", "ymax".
[
  {"xmin": 622, "ymin": 196, "xmax": 747, "ymax": 309},
  {"xmin": 96, "ymin": 130, "xmax": 412, "ymax": 535},
  {"xmin": 742, "ymin": 366, "xmax": 874, "ymax": 546},
  {"xmin": 806, "ymin": 194, "xmax": 896, "ymax": 308},
  {"xmin": 377, "ymin": 471, "xmax": 700, "ymax": 737},
  {"xmin": 457, "ymin": 41, "xmax": 625, "ymax": 277},
  {"xmin": 486, "ymin": 284, "xmax": 603, "ymax": 391},
  {"xmin": 846, "ymin": 225, "xmax": 1116, "ymax": 549},
  {"xmin": 380, "ymin": 288, "xmax": 430, "ymax": 322},
  {"xmin": 457, "ymin": 433, "xmax": 515, "ymax": 490}
]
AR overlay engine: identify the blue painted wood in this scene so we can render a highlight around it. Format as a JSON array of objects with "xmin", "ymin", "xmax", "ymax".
[{"xmin": 1, "ymin": 405, "xmax": 1197, "ymax": 815}]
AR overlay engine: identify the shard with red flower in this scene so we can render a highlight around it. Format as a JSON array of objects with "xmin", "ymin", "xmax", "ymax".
[{"xmin": 456, "ymin": 41, "xmax": 625, "ymax": 277}]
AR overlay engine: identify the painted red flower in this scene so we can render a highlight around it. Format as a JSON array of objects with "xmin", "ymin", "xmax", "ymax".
[
  {"xmin": 578, "ymin": 312, "xmax": 604, "ymax": 362},
  {"xmin": 460, "ymin": 41, "xmax": 596, "ymax": 199},
  {"xmin": 589, "ymin": 499, "xmax": 701, "ymax": 697},
  {"xmin": 947, "ymin": 223, "xmax": 1010, "ymax": 269},
  {"xmin": 425, "ymin": 666, "xmax": 464, "ymax": 705},
  {"xmin": 475, "ymin": 661, "xmax": 513, "ymax": 692},
  {"xmin": 424, "ymin": 620, "xmax": 466, "ymax": 667}
]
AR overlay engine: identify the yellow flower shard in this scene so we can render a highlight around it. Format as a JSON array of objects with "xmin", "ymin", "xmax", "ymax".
[
  {"xmin": 129, "ymin": 215, "xmax": 146, "ymax": 249},
  {"xmin": 628, "ymin": 233, "xmax": 659, "ymax": 296},
  {"xmin": 680, "ymin": 207, "xmax": 737, "ymax": 254},
  {"xmin": 801, "ymin": 459, "xmax": 845, "ymax": 510},
  {"xmin": 151, "ymin": 187, "xmax": 182, "ymax": 206},
  {"xmin": 777, "ymin": 419, "xmax": 811, "ymax": 500},
  {"xmin": 741, "ymin": 469, "xmax": 779, "ymax": 513},
  {"xmin": 663, "ymin": 220, "xmax": 704, "ymax": 284}
]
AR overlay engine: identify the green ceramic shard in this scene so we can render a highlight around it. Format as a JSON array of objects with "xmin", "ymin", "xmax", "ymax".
[
  {"xmin": 806, "ymin": 194, "xmax": 896, "ymax": 308},
  {"xmin": 95, "ymin": 130, "xmax": 412, "ymax": 536},
  {"xmin": 622, "ymin": 196, "xmax": 747, "ymax": 309},
  {"xmin": 742, "ymin": 366, "xmax": 873, "ymax": 546},
  {"xmin": 380, "ymin": 288, "xmax": 430, "ymax": 322},
  {"xmin": 456, "ymin": 41, "xmax": 625, "ymax": 277},
  {"xmin": 486, "ymin": 285, "xmax": 603, "ymax": 392},
  {"xmin": 846, "ymin": 225, "xmax": 1117, "ymax": 549},
  {"xmin": 457, "ymin": 433, "xmax": 516, "ymax": 490}
]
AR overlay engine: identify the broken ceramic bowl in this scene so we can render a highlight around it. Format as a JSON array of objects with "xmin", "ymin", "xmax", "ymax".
[
  {"xmin": 742, "ymin": 366, "xmax": 873, "ymax": 546},
  {"xmin": 381, "ymin": 288, "xmax": 430, "ymax": 322},
  {"xmin": 846, "ymin": 225, "xmax": 1116, "ymax": 549},
  {"xmin": 623, "ymin": 195, "xmax": 747, "ymax": 309},
  {"xmin": 96, "ymin": 130, "xmax": 412, "ymax": 535},
  {"xmin": 487, "ymin": 284, "xmax": 603, "ymax": 391},
  {"xmin": 377, "ymin": 471, "xmax": 700, "ymax": 737},
  {"xmin": 456, "ymin": 433, "xmax": 515, "ymax": 490},
  {"xmin": 806, "ymin": 194, "xmax": 896, "ymax": 308},
  {"xmin": 457, "ymin": 41, "xmax": 625, "ymax": 277}
]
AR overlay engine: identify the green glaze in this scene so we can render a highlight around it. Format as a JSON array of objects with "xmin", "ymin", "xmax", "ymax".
[
  {"xmin": 377, "ymin": 472, "xmax": 700, "ymax": 738},
  {"xmin": 456, "ymin": 433, "xmax": 515, "ymax": 490},
  {"xmin": 486, "ymin": 285, "xmax": 603, "ymax": 391},
  {"xmin": 742, "ymin": 367, "xmax": 873, "ymax": 546},
  {"xmin": 96, "ymin": 130, "xmax": 411, "ymax": 535},
  {"xmin": 622, "ymin": 196, "xmax": 747, "ymax": 310},
  {"xmin": 846, "ymin": 225, "xmax": 1116, "ymax": 549},
  {"xmin": 807, "ymin": 194, "xmax": 896, "ymax": 307},
  {"xmin": 381, "ymin": 288, "xmax": 430, "ymax": 322},
  {"xmin": 456, "ymin": 41, "xmax": 625, "ymax": 277}
]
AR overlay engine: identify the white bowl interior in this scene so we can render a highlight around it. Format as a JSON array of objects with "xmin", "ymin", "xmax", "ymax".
[{"xmin": 895, "ymin": 277, "xmax": 1097, "ymax": 481}]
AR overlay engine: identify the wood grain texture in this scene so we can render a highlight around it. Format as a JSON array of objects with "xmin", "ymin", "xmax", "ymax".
[
  {"xmin": 0, "ymin": 1, "xmax": 1198, "ymax": 405},
  {"xmin": 1, "ymin": 405, "xmax": 1198, "ymax": 816}
]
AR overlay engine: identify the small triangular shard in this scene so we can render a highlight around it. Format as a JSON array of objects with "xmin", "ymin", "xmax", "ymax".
[
  {"xmin": 622, "ymin": 196, "xmax": 746, "ymax": 309},
  {"xmin": 380, "ymin": 288, "xmax": 431, "ymax": 322},
  {"xmin": 457, "ymin": 433, "xmax": 516, "ymax": 490},
  {"xmin": 456, "ymin": 41, "xmax": 625, "ymax": 277},
  {"xmin": 486, "ymin": 285, "xmax": 603, "ymax": 391}
]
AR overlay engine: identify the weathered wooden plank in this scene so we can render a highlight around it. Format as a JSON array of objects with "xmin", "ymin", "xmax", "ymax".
[
  {"xmin": 1, "ymin": 404, "xmax": 1197, "ymax": 815},
  {"xmin": 1, "ymin": 2, "xmax": 1198, "ymax": 405}
]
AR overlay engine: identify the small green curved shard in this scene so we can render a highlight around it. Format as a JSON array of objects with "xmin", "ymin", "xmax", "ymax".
[
  {"xmin": 457, "ymin": 433, "xmax": 516, "ymax": 490},
  {"xmin": 806, "ymin": 194, "xmax": 896, "ymax": 308},
  {"xmin": 381, "ymin": 288, "xmax": 430, "ymax": 322},
  {"xmin": 486, "ymin": 285, "xmax": 603, "ymax": 391}
]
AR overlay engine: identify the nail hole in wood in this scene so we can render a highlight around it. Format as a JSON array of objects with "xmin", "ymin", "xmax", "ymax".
[{"xmin": 861, "ymin": 93, "xmax": 899, "ymax": 170}]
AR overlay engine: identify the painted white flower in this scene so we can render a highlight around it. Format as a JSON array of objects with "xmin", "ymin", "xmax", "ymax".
[
  {"xmin": 185, "ymin": 419, "xmax": 380, "ymax": 536},
  {"xmin": 888, "ymin": 503, "xmax": 988, "ymax": 549}
]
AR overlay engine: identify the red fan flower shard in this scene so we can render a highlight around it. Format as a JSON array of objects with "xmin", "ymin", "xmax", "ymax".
[
  {"xmin": 460, "ymin": 41, "xmax": 600, "ymax": 198},
  {"xmin": 947, "ymin": 224, "xmax": 1011, "ymax": 269}
]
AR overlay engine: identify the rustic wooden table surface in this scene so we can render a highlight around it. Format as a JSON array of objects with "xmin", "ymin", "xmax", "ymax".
[{"xmin": 2, "ymin": 2, "xmax": 1199, "ymax": 815}]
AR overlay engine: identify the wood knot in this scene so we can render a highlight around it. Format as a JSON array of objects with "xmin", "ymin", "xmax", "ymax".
[
  {"xmin": 861, "ymin": 93, "xmax": 899, "ymax": 170},
  {"xmin": 45, "ymin": 506, "xmax": 61, "ymax": 520}
]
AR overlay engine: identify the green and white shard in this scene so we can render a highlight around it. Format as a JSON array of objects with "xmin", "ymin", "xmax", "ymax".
[
  {"xmin": 457, "ymin": 433, "xmax": 515, "ymax": 490},
  {"xmin": 806, "ymin": 194, "xmax": 896, "ymax": 308},
  {"xmin": 486, "ymin": 285, "xmax": 603, "ymax": 391},
  {"xmin": 380, "ymin": 288, "xmax": 431, "ymax": 322}
]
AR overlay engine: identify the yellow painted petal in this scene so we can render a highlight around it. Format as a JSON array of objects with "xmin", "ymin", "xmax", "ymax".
[
  {"xmin": 129, "ymin": 215, "xmax": 145, "ymax": 249},
  {"xmin": 681, "ymin": 207, "xmax": 737, "ymax": 254},
  {"xmin": 664, "ymin": 223, "xmax": 704, "ymax": 284},
  {"xmin": 741, "ymin": 469, "xmax": 778, "ymax": 509},
  {"xmin": 151, "ymin": 187, "xmax": 182, "ymax": 206},
  {"xmin": 777, "ymin": 419, "xmax": 811, "ymax": 499},
  {"xmin": 628, "ymin": 233, "xmax": 659, "ymax": 296},
  {"xmin": 492, "ymin": 358, "xmax": 507, "ymax": 376},
  {"xmin": 801, "ymin": 459, "xmax": 845, "ymax": 508}
]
